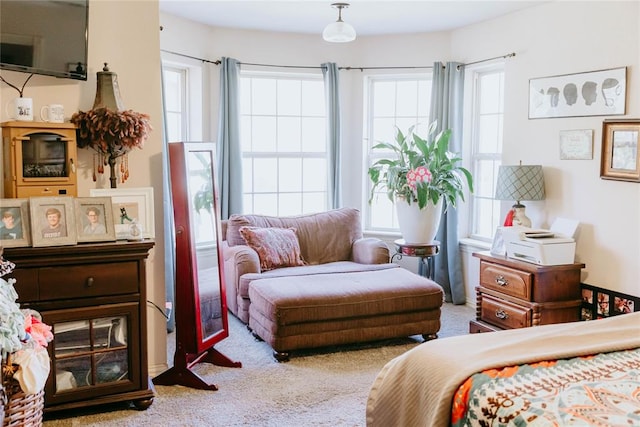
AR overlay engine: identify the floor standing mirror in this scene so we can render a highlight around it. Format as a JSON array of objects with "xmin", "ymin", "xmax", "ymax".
[{"xmin": 153, "ymin": 142, "xmax": 241, "ymax": 390}]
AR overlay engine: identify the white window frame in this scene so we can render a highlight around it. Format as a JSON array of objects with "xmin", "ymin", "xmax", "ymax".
[
  {"xmin": 239, "ymin": 70, "xmax": 328, "ymax": 217},
  {"xmin": 362, "ymin": 73, "xmax": 432, "ymax": 233},
  {"xmin": 462, "ymin": 62, "xmax": 505, "ymax": 242}
]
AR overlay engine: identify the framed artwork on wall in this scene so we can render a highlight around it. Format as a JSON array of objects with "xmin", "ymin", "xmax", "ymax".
[
  {"xmin": 559, "ymin": 129, "xmax": 593, "ymax": 160},
  {"xmin": 0, "ymin": 199, "xmax": 31, "ymax": 248},
  {"xmin": 90, "ymin": 187, "xmax": 155, "ymax": 239},
  {"xmin": 600, "ymin": 119, "xmax": 640, "ymax": 182},
  {"xmin": 29, "ymin": 196, "xmax": 77, "ymax": 247},
  {"xmin": 529, "ymin": 66, "xmax": 626, "ymax": 119}
]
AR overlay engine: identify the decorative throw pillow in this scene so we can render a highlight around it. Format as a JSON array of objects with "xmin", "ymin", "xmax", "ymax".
[{"xmin": 238, "ymin": 226, "xmax": 305, "ymax": 271}]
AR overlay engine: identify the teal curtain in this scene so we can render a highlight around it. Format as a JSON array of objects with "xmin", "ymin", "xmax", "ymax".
[
  {"xmin": 160, "ymin": 66, "xmax": 176, "ymax": 331},
  {"xmin": 430, "ymin": 61, "xmax": 466, "ymax": 304},
  {"xmin": 322, "ymin": 62, "xmax": 342, "ymax": 208},
  {"xmin": 217, "ymin": 57, "xmax": 243, "ymax": 219}
]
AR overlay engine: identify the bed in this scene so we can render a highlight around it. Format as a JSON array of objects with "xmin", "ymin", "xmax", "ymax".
[{"xmin": 366, "ymin": 311, "xmax": 640, "ymax": 426}]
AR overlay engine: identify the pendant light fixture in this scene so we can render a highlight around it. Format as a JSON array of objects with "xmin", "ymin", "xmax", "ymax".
[{"xmin": 323, "ymin": 3, "xmax": 356, "ymax": 43}]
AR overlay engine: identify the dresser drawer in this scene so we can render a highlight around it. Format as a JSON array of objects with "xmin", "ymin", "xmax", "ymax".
[
  {"xmin": 480, "ymin": 294, "xmax": 531, "ymax": 329},
  {"xmin": 480, "ymin": 261, "xmax": 532, "ymax": 300},
  {"xmin": 39, "ymin": 261, "xmax": 139, "ymax": 300}
]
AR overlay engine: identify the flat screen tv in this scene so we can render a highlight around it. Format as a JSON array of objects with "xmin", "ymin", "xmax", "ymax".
[{"xmin": 0, "ymin": 0, "xmax": 89, "ymax": 81}]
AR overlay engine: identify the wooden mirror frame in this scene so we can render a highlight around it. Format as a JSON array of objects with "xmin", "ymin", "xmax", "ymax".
[{"xmin": 153, "ymin": 142, "xmax": 241, "ymax": 390}]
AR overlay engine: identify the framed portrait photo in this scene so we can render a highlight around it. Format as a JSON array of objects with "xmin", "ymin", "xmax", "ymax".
[
  {"xmin": 74, "ymin": 197, "xmax": 117, "ymax": 243},
  {"xmin": 600, "ymin": 119, "xmax": 640, "ymax": 182},
  {"xmin": 0, "ymin": 199, "xmax": 31, "ymax": 248},
  {"xmin": 29, "ymin": 196, "xmax": 77, "ymax": 247},
  {"xmin": 90, "ymin": 187, "xmax": 155, "ymax": 240}
]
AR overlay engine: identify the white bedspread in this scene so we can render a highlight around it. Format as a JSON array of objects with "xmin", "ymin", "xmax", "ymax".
[{"xmin": 366, "ymin": 312, "xmax": 640, "ymax": 427}]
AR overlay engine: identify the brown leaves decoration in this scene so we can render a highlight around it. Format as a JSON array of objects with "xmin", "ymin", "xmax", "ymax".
[{"xmin": 70, "ymin": 108, "xmax": 152, "ymax": 158}]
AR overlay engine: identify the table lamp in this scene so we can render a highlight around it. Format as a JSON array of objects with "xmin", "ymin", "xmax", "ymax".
[{"xmin": 495, "ymin": 163, "xmax": 545, "ymax": 228}]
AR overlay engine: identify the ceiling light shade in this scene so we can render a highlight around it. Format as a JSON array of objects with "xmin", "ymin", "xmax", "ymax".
[{"xmin": 323, "ymin": 3, "xmax": 356, "ymax": 43}]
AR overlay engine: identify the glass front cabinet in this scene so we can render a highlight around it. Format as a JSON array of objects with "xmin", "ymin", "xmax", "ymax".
[
  {"xmin": 1, "ymin": 121, "xmax": 78, "ymax": 197},
  {"xmin": 5, "ymin": 241, "xmax": 155, "ymax": 413},
  {"xmin": 43, "ymin": 304, "xmax": 141, "ymax": 406}
]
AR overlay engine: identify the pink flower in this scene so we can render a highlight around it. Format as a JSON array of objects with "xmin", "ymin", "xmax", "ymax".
[
  {"xmin": 24, "ymin": 314, "xmax": 53, "ymax": 348},
  {"xmin": 406, "ymin": 166, "xmax": 432, "ymax": 191}
]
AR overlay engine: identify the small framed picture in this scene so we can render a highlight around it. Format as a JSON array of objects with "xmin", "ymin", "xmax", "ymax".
[
  {"xmin": 29, "ymin": 196, "xmax": 77, "ymax": 247},
  {"xmin": 74, "ymin": 197, "xmax": 117, "ymax": 243},
  {"xmin": 90, "ymin": 187, "xmax": 154, "ymax": 240},
  {"xmin": 600, "ymin": 119, "xmax": 640, "ymax": 182},
  {"xmin": 0, "ymin": 199, "xmax": 31, "ymax": 248}
]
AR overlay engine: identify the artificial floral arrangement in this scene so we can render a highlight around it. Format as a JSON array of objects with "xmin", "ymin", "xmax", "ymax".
[
  {"xmin": 368, "ymin": 121, "xmax": 474, "ymax": 210},
  {"xmin": 0, "ymin": 250, "xmax": 53, "ymax": 396},
  {"xmin": 70, "ymin": 108, "xmax": 152, "ymax": 186}
]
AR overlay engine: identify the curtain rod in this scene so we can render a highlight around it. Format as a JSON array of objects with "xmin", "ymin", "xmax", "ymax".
[{"xmin": 161, "ymin": 49, "xmax": 515, "ymax": 71}]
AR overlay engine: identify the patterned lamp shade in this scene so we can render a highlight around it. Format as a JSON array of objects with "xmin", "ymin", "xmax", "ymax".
[{"xmin": 495, "ymin": 165, "xmax": 545, "ymax": 203}]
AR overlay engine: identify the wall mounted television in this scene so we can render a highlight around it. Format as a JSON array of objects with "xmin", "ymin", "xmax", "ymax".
[{"xmin": 0, "ymin": 0, "xmax": 89, "ymax": 81}]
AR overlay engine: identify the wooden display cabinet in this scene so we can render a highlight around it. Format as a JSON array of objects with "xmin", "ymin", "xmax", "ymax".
[
  {"xmin": 469, "ymin": 251, "xmax": 584, "ymax": 333},
  {"xmin": 2, "ymin": 121, "xmax": 78, "ymax": 198},
  {"xmin": 4, "ymin": 240, "xmax": 155, "ymax": 413}
]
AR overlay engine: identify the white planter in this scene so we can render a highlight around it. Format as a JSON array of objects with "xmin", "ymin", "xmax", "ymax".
[{"xmin": 395, "ymin": 197, "xmax": 444, "ymax": 244}]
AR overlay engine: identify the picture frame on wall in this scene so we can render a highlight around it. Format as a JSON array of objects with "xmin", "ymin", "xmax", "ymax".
[
  {"xmin": 74, "ymin": 197, "xmax": 117, "ymax": 243},
  {"xmin": 29, "ymin": 196, "xmax": 77, "ymax": 247},
  {"xmin": 559, "ymin": 129, "xmax": 593, "ymax": 160},
  {"xmin": 600, "ymin": 119, "xmax": 640, "ymax": 182},
  {"xmin": 0, "ymin": 199, "xmax": 31, "ymax": 248},
  {"xmin": 89, "ymin": 187, "xmax": 155, "ymax": 240},
  {"xmin": 529, "ymin": 66, "xmax": 626, "ymax": 119}
]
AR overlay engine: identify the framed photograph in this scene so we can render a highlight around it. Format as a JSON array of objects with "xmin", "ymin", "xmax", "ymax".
[
  {"xmin": 29, "ymin": 196, "xmax": 77, "ymax": 247},
  {"xmin": 74, "ymin": 197, "xmax": 117, "ymax": 243},
  {"xmin": 559, "ymin": 129, "xmax": 593, "ymax": 160},
  {"xmin": 90, "ymin": 187, "xmax": 155, "ymax": 239},
  {"xmin": 581, "ymin": 284, "xmax": 640, "ymax": 320},
  {"xmin": 529, "ymin": 66, "xmax": 626, "ymax": 119},
  {"xmin": 0, "ymin": 199, "xmax": 31, "ymax": 248},
  {"xmin": 600, "ymin": 119, "xmax": 640, "ymax": 182}
]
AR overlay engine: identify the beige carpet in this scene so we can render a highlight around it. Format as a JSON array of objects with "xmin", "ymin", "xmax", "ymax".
[{"xmin": 43, "ymin": 303, "xmax": 473, "ymax": 427}]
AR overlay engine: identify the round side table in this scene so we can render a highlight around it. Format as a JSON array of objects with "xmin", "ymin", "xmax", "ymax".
[{"xmin": 391, "ymin": 239, "xmax": 440, "ymax": 280}]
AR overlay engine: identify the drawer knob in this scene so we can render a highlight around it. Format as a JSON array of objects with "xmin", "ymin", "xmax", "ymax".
[
  {"xmin": 495, "ymin": 275, "xmax": 508, "ymax": 286},
  {"xmin": 86, "ymin": 277, "xmax": 94, "ymax": 287},
  {"xmin": 495, "ymin": 309, "xmax": 509, "ymax": 320}
]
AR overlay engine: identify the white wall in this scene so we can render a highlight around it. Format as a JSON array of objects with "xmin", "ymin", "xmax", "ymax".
[
  {"xmin": 1, "ymin": 1, "xmax": 167, "ymax": 376},
  {"xmin": 453, "ymin": 1, "xmax": 639, "ymax": 297}
]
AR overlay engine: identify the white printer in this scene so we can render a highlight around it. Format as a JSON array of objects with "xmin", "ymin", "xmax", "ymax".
[{"xmin": 500, "ymin": 218, "xmax": 579, "ymax": 265}]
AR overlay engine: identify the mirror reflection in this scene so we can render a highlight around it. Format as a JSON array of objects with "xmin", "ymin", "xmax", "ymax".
[{"xmin": 186, "ymin": 150, "xmax": 223, "ymax": 341}]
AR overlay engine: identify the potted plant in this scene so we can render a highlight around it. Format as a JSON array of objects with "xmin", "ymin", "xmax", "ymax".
[{"xmin": 368, "ymin": 121, "xmax": 473, "ymax": 243}]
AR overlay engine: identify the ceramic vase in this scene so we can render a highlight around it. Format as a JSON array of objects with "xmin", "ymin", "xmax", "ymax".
[{"xmin": 395, "ymin": 197, "xmax": 444, "ymax": 244}]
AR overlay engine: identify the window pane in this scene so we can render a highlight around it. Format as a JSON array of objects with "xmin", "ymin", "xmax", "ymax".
[
  {"xmin": 277, "ymin": 79, "xmax": 301, "ymax": 116},
  {"xmin": 479, "ymin": 73, "xmax": 502, "ymax": 113},
  {"xmin": 301, "ymin": 80, "xmax": 325, "ymax": 116},
  {"xmin": 253, "ymin": 158, "xmax": 277, "ymax": 192},
  {"xmin": 279, "ymin": 158, "xmax": 302, "ymax": 192},
  {"xmin": 252, "ymin": 117, "xmax": 277, "ymax": 151},
  {"xmin": 373, "ymin": 81, "xmax": 396, "ymax": 117},
  {"xmin": 277, "ymin": 117, "xmax": 301, "ymax": 152},
  {"xmin": 278, "ymin": 193, "xmax": 302, "ymax": 216},
  {"xmin": 478, "ymin": 115, "xmax": 501, "ymax": 153},
  {"xmin": 301, "ymin": 117, "xmax": 326, "ymax": 152},
  {"xmin": 252, "ymin": 78, "xmax": 276, "ymax": 115},
  {"xmin": 241, "ymin": 73, "xmax": 327, "ymax": 217},
  {"xmin": 396, "ymin": 80, "xmax": 418, "ymax": 117},
  {"xmin": 303, "ymin": 158, "xmax": 326, "ymax": 192}
]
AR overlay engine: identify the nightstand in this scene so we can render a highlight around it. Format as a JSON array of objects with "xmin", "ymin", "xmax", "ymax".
[{"xmin": 469, "ymin": 251, "xmax": 584, "ymax": 333}]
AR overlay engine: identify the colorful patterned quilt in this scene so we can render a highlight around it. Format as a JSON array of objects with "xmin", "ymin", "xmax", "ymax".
[{"xmin": 452, "ymin": 348, "xmax": 640, "ymax": 426}]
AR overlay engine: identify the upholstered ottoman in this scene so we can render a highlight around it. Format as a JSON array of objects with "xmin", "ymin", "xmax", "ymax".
[{"xmin": 248, "ymin": 267, "xmax": 443, "ymax": 361}]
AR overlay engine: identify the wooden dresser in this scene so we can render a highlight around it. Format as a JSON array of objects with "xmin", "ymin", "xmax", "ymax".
[
  {"xmin": 4, "ymin": 240, "xmax": 155, "ymax": 413},
  {"xmin": 470, "ymin": 251, "xmax": 584, "ymax": 333}
]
